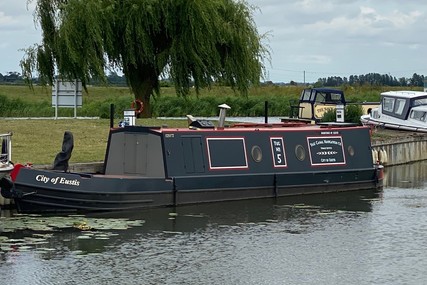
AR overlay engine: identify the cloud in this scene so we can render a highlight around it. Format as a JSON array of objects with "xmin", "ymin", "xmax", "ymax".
[
  {"xmin": 1, "ymin": 0, "xmax": 427, "ymax": 82},
  {"xmin": 248, "ymin": 0, "xmax": 427, "ymax": 82},
  {"xmin": 293, "ymin": 55, "xmax": 332, "ymax": 65},
  {"xmin": 0, "ymin": 1, "xmax": 40, "ymax": 73},
  {"xmin": 0, "ymin": 11, "xmax": 15, "ymax": 26}
]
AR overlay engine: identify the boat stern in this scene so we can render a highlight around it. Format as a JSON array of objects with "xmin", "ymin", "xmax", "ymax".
[{"xmin": 0, "ymin": 163, "xmax": 27, "ymax": 199}]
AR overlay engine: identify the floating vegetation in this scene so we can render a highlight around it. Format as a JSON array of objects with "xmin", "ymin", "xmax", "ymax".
[
  {"xmin": 183, "ymin": 214, "xmax": 206, "ymax": 218},
  {"xmin": 73, "ymin": 221, "xmax": 92, "ymax": 231},
  {"xmin": 0, "ymin": 214, "xmax": 145, "ymax": 254},
  {"xmin": 1, "ymin": 215, "xmax": 145, "ymax": 234},
  {"xmin": 162, "ymin": 231, "xmax": 183, "ymax": 235}
]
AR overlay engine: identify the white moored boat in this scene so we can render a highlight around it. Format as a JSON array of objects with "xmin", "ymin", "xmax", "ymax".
[
  {"xmin": 361, "ymin": 91, "xmax": 427, "ymax": 132},
  {"xmin": 0, "ymin": 132, "xmax": 13, "ymax": 179},
  {"xmin": 0, "ymin": 132, "xmax": 13, "ymax": 207}
]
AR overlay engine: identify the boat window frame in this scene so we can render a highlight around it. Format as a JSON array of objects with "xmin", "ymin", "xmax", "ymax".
[
  {"xmin": 382, "ymin": 97, "xmax": 395, "ymax": 112},
  {"xmin": 251, "ymin": 145, "xmax": 263, "ymax": 163},
  {"xmin": 410, "ymin": 110, "xmax": 427, "ymax": 122},
  {"xmin": 394, "ymin": 98, "xmax": 406, "ymax": 115},
  {"xmin": 413, "ymin": 97, "xmax": 427, "ymax": 107},
  {"xmin": 381, "ymin": 96, "xmax": 411, "ymax": 120},
  {"xmin": 315, "ymin": 92, "xmax": 326, "ymax": 103},
  {"xmin": 299, "ymin": 88, "xmax": 345, "ymax": 104},
  {"xmin": 300, "ymin": 89, "xmax": 312, "ymax": 102}
]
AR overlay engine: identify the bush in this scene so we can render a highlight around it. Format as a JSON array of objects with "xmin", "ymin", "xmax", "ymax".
[
  {"xmin": 321, "ymin": 108, "xmax": 337, "ymax": 122},
  {"xmin": 321, "ymin": 104, "xmax": 363, "ymax": 124},
  {"xmin": 345, "ymin": 104, "xmax": 364, "ymax": 124}
]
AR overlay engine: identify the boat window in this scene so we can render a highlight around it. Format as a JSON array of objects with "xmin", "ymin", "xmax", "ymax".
[
  {"xmin": 410, "ymin": 110, "xmax": 427, "ymax": 121},
  {"xmin": 295, "ymin": 145, "xmax": 306, "ymax": 161},
  {"xmin": 314, "ymin": 92, "xmax": 342, "ymax": 104},
  {"xmin": 251, "ymin": 146, "xmax": 263, "ymax": 162},
  {"xmin": 329, "ymin": 92, "xmax": 343, "ymax": 102},
  {"xmin": 301, "ymin": 89, "xmax": 311, "ymax": 101},
  {"xmin": 413, "ymin": 98, "xmax": 427, "ymax": 106},
  {"xmin": 382, "ymin": 97, "xmax": 395, "ymax": 112},
  {"xmin": 315, "ymin": 92, "xmax": 326, "ymax": 103},
  {"xmin": 309, "ymin": 91, "xmax": 318, "ymax": 102},
  {"xmin": 207, "ymin": 138, "xmax": 248, "ymax": 169},
  {"xmin": 394, "ymin": 98, "xmax": 406, "ymax": 115},
  {"xmin": 347, "ymin": 146, "xmax": 355, "ymax": 157}
]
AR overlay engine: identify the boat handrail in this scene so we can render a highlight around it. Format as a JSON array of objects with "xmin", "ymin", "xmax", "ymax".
[
  {"xmin": 0, "ymin": 132, "xmax": 12, "ymax": 163},
  {"xmin": 230, "ymin": 122, "xmax": 309, "ymax": 128}
]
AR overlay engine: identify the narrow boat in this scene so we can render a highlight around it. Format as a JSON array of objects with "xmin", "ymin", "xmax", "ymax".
[
  {"xmin": 361, "ymin": 91, "xmax": 427, "ymax": 132},
  {"xmin": 0, "ymin": 108, "xmax": 383, "ymax": 213}
]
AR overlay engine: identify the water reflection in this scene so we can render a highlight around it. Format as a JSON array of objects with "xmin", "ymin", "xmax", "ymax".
[
  {"xmin": 384, "ymin": 160, "xmax": 427, "ymax": 188},
  {"xmin": 92, "ymin": 189, "xmax": 379, "ymax": 231},
  {"xmin": 1, "ymin": 189, "xmax": 380, "ymax": 260}
]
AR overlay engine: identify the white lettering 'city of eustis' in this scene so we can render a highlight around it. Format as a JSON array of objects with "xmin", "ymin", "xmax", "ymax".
[{"xmin": 35, "ymin": 175, "xmax": 80, "ymax": 186}]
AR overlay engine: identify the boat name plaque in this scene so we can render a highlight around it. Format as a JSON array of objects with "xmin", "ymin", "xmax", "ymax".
[{"xmin": 35, "ymin": 174, "xmax": 80, "ymax": 186}]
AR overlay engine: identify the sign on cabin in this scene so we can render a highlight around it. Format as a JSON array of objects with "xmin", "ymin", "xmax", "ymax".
[
  {"xmin": 307, "ymin": 136, "xmax": 345, "ymax": 166},
  {"xmin": 270, "ymin": 137, "xmax": 287, "ymax": 167}
]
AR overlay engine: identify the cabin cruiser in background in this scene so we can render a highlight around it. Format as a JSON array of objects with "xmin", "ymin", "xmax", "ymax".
[
  {"xmin": 284, "ymin": 88, "xmax": 378, "ymax": 123},
  {"xmin": 361, "ymin": 91, "xmax": 427, "ymax": 132}
]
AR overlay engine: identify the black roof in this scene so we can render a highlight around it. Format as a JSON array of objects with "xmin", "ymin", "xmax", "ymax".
[{"xmin": 310, "ymin": 88, "xmax": 344, "ymax": 94}]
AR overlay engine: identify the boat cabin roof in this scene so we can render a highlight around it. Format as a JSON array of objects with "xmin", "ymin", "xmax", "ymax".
[
  {"xmin": 379, "ymin": 90, "xmax": 427, "ymax": 120},
  {"xmin": 299, "ymin": 88, "xmax": 345, "ymax": 104},
  {"xmin": 381, "ymin": 91, "xmax": 427, "ymax": 99}
]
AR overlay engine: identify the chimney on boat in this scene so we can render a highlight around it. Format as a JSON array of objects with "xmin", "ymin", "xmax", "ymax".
[{"xmin": 218, "ymin": 103, "xmax": 231, "ymax": 128}]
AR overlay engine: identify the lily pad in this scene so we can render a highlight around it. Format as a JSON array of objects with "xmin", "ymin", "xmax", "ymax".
[{"xmin": 77, "ymin": 235, "xmax": 92, "ymax": 240}]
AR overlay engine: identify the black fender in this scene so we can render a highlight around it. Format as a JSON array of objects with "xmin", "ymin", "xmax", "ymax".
[{"xmin": 0, "ymin": 177, "xmax": 13, "ymax": 198}]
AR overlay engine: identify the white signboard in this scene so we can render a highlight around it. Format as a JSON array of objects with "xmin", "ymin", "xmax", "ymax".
[{"xmin": 52, "ymin": 79, "xmax": 83, "ymax": 118}]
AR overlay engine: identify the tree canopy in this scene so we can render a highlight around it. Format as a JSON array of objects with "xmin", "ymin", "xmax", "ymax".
[{"xmin": 21, "ymin": 0, "xmax": 269, "ymax": 117}]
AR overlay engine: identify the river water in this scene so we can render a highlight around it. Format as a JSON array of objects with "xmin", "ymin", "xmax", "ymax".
[{"xmin": 1, "ymin": 162, "xmax": 427, "ymax": 285}]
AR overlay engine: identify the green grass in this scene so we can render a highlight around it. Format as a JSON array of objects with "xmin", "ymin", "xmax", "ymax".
[{"xmin": 0, "ymin": 118, "xmax": 188, "ymax": 165}]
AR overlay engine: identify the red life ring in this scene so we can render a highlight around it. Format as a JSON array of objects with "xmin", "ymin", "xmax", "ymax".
[{"xmin": 131, "ymin": 99, "xmax": 144, "ymax": 115}]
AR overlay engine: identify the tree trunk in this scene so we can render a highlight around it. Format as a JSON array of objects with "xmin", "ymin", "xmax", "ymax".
[{"xmin": 125, "ymin": 63, "xmax": 159, "ymax": 118}]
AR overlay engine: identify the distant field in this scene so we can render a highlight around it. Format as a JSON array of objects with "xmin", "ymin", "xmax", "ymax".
[
  {"xmin": 0, "ymin": 83, "xmax": 419, "ymax": 103},
  {"xmin": 0, "ymin": 84, "xmax": 303, "ymax": 101},
  {"xmin": 0, "ymin": 83, "xmax": 394, "ymax": 119},
  {"xmin": 0, "ymin": 84, "xmax": 306, "ymax": 118}
]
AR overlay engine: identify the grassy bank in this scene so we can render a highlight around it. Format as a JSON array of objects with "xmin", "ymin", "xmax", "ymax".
[{"xmin": 0, "ymin": 118, "xmax": 187, "ymax": 165}]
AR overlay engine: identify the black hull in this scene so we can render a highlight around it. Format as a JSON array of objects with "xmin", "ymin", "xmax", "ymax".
[{"xmin": 10, "ymin": 168, "xmax": 382, "ymax": 213}]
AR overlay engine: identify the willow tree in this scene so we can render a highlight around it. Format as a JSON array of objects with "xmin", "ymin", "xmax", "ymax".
[{"xmin": 21, "ymin": 0, "xmax": 268, "ymax": 117}]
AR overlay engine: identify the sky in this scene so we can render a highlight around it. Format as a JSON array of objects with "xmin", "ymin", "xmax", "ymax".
[{"xmin": 1, "ymin": 0, "xmax": 427, "ymax": 83}]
